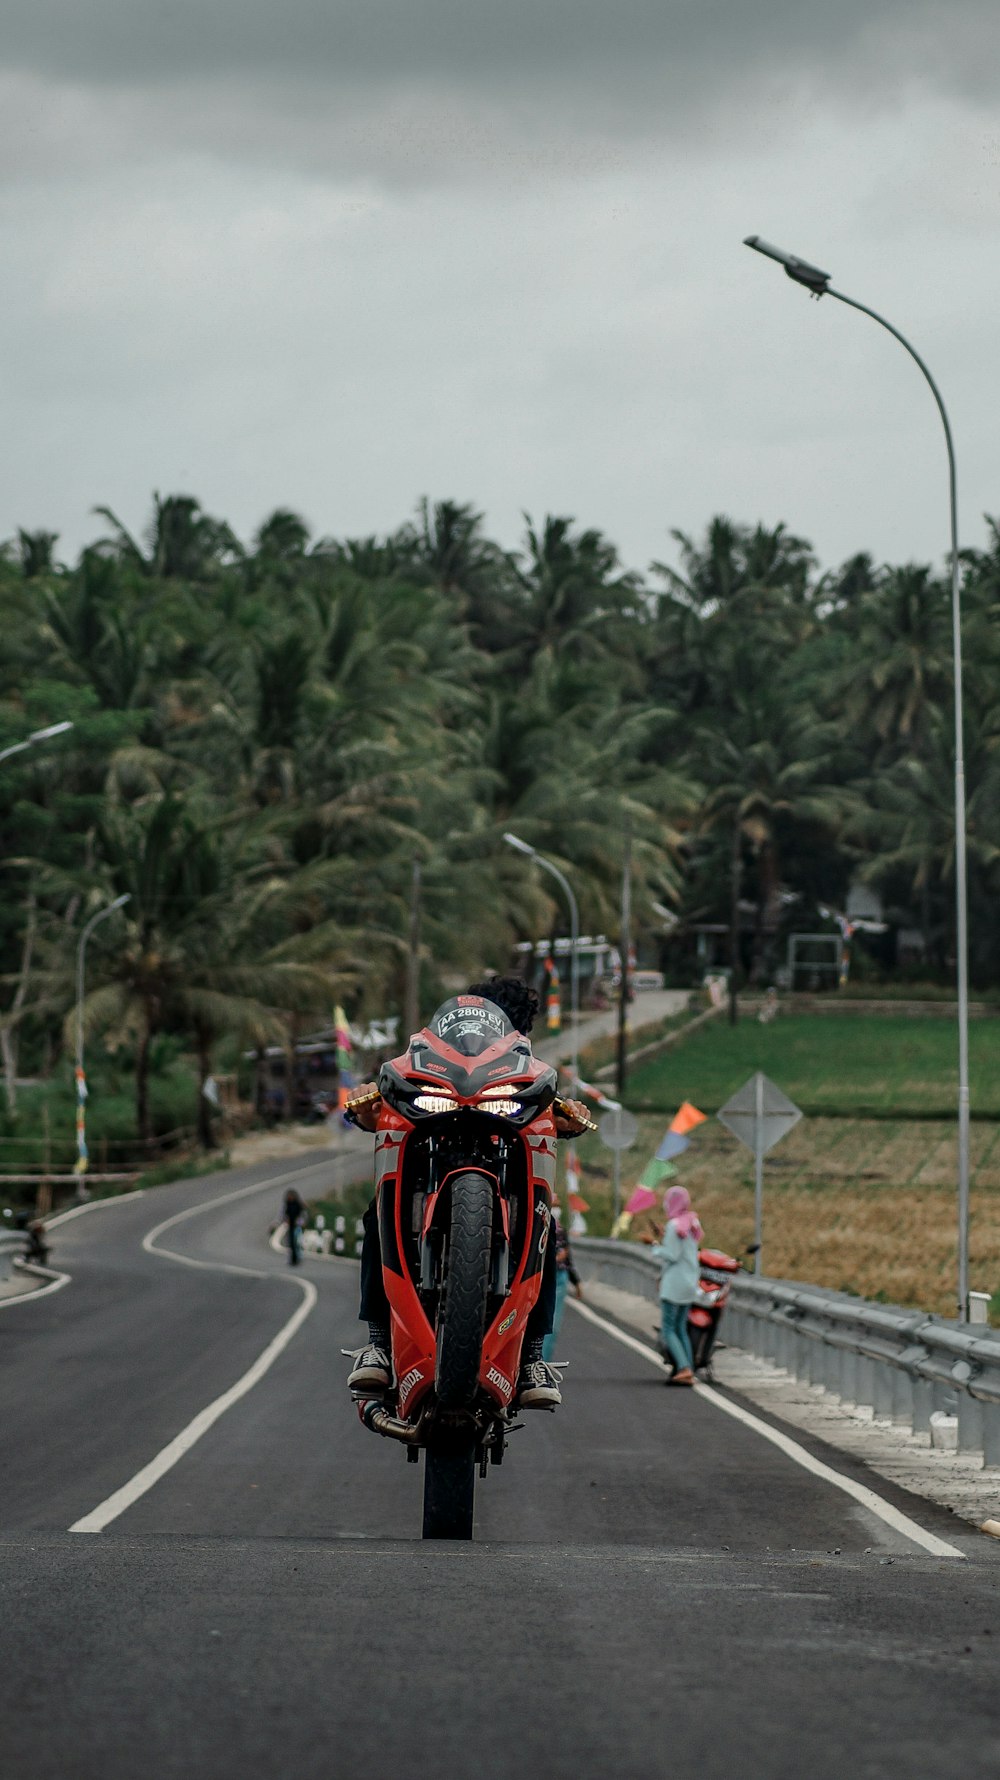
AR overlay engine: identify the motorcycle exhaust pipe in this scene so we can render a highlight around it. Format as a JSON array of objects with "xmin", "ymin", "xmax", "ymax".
[{"xmin": 358, "ymin": 1399, "xmax": 425, "ymax": 1445}]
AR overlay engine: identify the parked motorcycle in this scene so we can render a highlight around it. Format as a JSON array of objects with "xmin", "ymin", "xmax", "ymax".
[
  {"xmin": 684, "ymin": 1241, "xmax": 760, "ymax": 1374},
  {"xmin": 350, "ymin": 995, "xmax": 566, "ymax": 1541}
]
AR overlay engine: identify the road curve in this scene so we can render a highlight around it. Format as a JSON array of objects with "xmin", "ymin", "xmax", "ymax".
[{"xmin": 2, "ymin": 1154, "xmax": 998, "ymax": 1780}]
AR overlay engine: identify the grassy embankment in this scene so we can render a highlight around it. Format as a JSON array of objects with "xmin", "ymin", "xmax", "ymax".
[{"xmin": 572, "ymin": 1013, "xmax": 1000, "ymax": 1315}]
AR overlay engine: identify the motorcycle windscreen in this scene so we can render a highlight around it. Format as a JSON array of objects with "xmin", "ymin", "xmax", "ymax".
[{"xmin": 426, "ymin": 995, "xmax": 516, "ymax": 1057}]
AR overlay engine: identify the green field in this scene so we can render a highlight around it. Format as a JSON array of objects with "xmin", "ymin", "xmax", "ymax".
[{"xmin": 625, "ymin": 1012, "xmax": 1000, "ymax": 1118}]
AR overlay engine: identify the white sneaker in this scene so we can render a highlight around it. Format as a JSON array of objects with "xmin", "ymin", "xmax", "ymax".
[
  {"xmin": 346, "ymin": 1345, "xmax": 391, "ymax": 1392},
  {"xmin": 516, "ymin": 1360, "xmax": 562, "ymax": 1409}
]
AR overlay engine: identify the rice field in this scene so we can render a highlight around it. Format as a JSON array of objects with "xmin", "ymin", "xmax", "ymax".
[
  {"xmin": 623, "ymin": 1012, "xmax": 1000, "ymax": 1117},
  {"xmin": 573, "ymin": 1112, "xmax": 1000, "ymax": 1316}
]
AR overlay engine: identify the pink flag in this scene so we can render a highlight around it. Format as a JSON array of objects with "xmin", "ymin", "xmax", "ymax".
[{"xmin": 625, "ymin": 1185, "xmax": 659, "ymax": 1215}]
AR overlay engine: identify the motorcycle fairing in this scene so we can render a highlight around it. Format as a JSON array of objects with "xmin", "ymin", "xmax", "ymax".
[{"xmin": 374, "ymin": 1017, "xmax": 560, "ymax": 1420}]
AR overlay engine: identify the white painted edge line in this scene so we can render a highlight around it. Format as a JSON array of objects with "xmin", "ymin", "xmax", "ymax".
[
  {"xmin": 0, "ymin": 1193, "xmax": 144, "ymax": 1309},
  {"xmin": 68, "ymin": 1161, "xmax": 340, "ymax": 1533},
  {"xmin": 143, "ymin": 1162, "xmax": 340, "ymax": 1279},
  {"xmin": 0, "ymin": 1261, "xmax": 72, "ymax": 1311},
  {"xmin": 69, "ymin": 1275, "xmax": 318, "ymax": 1533},
  {"xmin": 568, "ymin": 1297, "xmax": 966, "ymax": 1562}
]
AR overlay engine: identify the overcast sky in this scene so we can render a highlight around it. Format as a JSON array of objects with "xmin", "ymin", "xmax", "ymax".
[{"xmin": 2, "ymin": 1, "xmax": 998, "ymax": 577}]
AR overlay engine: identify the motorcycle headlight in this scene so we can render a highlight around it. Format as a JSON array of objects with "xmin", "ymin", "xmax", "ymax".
[
  {"xmin": 475, "ymin": 1087, "xmax": 523, "ymax": 1119},
  {"xmin": 412, "ymin": 1093, "xmax": 459, "ymax": 1114}
]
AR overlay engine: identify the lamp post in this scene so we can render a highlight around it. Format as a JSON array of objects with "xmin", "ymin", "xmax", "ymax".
[
  {"xmin": 743, "ymin": 235, "xmax": 971, "ymax": 1317},
  {"xmin": 0, "ymin": 719, "xmax": 73, "ymax": 767},
  {"xmin": 503, "ymin": 832, "xmax": 580, "ymax": 1089},
  {"xmin": 75, "ymin": 894, "xmax": 130, "ymax": 1193}
]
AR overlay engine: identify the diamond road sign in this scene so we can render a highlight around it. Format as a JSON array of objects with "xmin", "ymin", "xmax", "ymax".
[
  {"xmin": 717, "ymin": 1073, "xmax": 802, "ymax": 1276},
  {"xmin": 598, "ymin": 1108, "xmax": 640, "ymax": 1152},
  {"xmin": 717, "ymin": 1072, "xmax": 802, "ymax": 1155}
]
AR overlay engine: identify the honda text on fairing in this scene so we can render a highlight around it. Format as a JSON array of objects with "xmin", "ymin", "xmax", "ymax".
[{"xmin": 349, "ymin": 995, "xmax": 574, "ymax": 1539}]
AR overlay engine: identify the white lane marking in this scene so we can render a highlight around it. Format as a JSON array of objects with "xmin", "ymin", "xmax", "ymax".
[
  {"xmin": 569, "ymin": 1298, "xmax": 966, "ymax": 1561},
  {"xmin": 1, "ymin": 1192, "xmax": 147, "ymax": 1312},
  {"xmin": 0, "ymin": 1264, "xmax": 72, "ymax": 1311},
  {"xmin": 69, "ymin": 1276, "xmax": 317, "ymax": 1533},
  {"xmin": 47, "ymin": 1190, "xmax": 146, "ymax": 1228},
  {"xmin": 67, "ymin": 1159, "xmax": 341, "ymax": 1531},
  {"xmin": 143, "ymin": 1163, "xmax": 339, "ymax": 1278}
]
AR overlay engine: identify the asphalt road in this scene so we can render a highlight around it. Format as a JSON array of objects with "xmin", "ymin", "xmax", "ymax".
[{"xmin": 2, "ymin": 1154, "xmax": 998, "ymax": 1780}]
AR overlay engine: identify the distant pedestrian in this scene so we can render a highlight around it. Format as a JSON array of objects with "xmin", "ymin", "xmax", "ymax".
[
  {"xmin": 282, "ymin": 1188, "xmax": 306, "ymax": 1266},
  {"xmin": 646, "ymin": 1186, "xmax": 703, "ymax": 1385},
  {"xmin": 543, "ymin": 1206, "xmax": 583, "ymax": 1361}
]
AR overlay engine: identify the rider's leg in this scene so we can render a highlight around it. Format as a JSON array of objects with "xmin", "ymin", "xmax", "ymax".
[
  {"xmin": 348, "ymin": 1198, "xmax": 392, "ymax": 1391},
  {"xmin": 518, "ymin": 1232, "xmax": 562, "ymax": 1408},
  {"xmin": 542, "ymin": 1267, "xmax": 569, "ymax": 1361},
  {"xmin": 359, "ymin": 1198, "xmax": 391, "ymax": 1347}
]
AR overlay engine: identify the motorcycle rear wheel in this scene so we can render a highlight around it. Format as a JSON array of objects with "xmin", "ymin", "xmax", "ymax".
[
  {"xmin": 434, "ymin": 1169, "xmax": 493, "ymax": 1411},
  {"xmin": 422, "ymin": 1442, "xmax": 476, "ymax": 1540}
]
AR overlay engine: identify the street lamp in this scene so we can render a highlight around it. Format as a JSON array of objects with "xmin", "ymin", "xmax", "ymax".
[
  {"xmin": 743, "ymin": 234, "xmax": 971, "ymax": 1317},
  {"xmin": 75, "ymin": 894, "xmax": 130, "ymax": 1192},
  {"xmin": 0, "ymin": 719, "xmax": 74, "ymax": 766},
  {"xmin": 502, "ymin": 832, "xmax": 580, "ymax": 1088}
]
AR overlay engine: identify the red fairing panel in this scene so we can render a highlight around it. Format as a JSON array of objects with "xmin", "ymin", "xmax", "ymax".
[{"xmin": 374, "ymin": 1029, "xmax": 559, "ymax": 1420}]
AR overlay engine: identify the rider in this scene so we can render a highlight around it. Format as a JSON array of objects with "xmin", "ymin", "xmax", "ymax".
[{"xmin": 344, "ymin": 975, "xmax": 591, "ymax": 1410}]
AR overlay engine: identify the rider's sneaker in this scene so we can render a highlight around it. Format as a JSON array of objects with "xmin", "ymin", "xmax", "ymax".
[
  {"xmin": 346, "ymin": 1345, "xmax": 391, "ymax": 1392},
  {"xmin": 516, "ymin": 1359, "xmax": 562, "ymax": 1409}
]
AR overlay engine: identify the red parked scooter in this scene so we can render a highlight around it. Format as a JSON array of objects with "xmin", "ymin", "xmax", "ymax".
[
  {"xmin": 658, "ymin": 1243, "xmax": 760, "ymax": 1377},
  {"xmin": 350, "ymin": 994, "xmax": 581, "ymax": 1540}
]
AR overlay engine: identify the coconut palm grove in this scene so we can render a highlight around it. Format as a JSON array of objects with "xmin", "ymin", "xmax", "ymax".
[{"xmin": 3, "ymin": 493, "xmax": 999, "ymax": 1153}]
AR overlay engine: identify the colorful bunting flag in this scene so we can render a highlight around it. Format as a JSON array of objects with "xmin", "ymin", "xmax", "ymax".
[
  {"xmin": 545, "ymin": 955, "xmax": 561, "ymax": 1033},
  {"xmin": 625, "ymin": 1185, "xmax": 659, "ymax": 1215},
  {"xmin": 655, "ymin": 1131, "xmax": 689, "ymax": 1162},
  {"xmin": 334, "ymin": 1005, "xmax": 353, "ymax": 1073},
  {"xmin": 74, "ymin": 1066, "xmax": 88, "ymax": 1177},
  {"xmin": 670, "ymin": 1101, "xmax": 707, "ymax": 1136}
]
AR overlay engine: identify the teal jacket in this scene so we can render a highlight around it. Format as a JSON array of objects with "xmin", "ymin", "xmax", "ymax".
[{"xmin": 651, "ymin": 1224, "xmax": 700, "ymax": 1303}]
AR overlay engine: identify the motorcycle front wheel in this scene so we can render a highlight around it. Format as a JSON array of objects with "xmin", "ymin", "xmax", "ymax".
[
  {"xmin": 422, "ymin": 1441, "xmax": 476, "ymax": 1540},
  {"xmin": 434, "ymin": 1169, "xmax": 493, "ymax": 1411}
]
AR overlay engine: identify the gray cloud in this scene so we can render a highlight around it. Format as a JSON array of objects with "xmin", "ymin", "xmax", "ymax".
[{"xmin": 3, "ymin": 1, "xmax": 996, "ymax": 98}]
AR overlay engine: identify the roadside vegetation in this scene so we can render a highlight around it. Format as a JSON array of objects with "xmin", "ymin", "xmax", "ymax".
[
  {"xmin": 6, "ymin": 494, "xmax": 1000, "ymax": 1180},
  {"xmin": 623, "ymin": 1012, "xmax": 1000, "ymax": 1118}
]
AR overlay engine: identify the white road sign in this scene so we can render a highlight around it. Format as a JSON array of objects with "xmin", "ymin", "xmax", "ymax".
[
  {"xmin": 717, "ymin": 1072, "xmax": 802, "ymax": 1275},
  {"xmin": 717, "ymin": 1073, "xmax": 802, "ymax": 1155},
  {"xmin": 598, "ymin": 1108, "xmax": 640, "ymax": 1152}
]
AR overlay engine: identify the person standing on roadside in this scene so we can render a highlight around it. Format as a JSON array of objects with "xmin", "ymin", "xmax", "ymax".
[
  {"xmin": 646, "ymin": 1185, "xmax": 703, "ymax": 1385},
  {"xmin": 282, "ymin": 1187, "xmax": 306, "ymax": 1266},
  {"xmin": 542, "ymin": 1205, "xmax": 583, "ymax": 1361}
]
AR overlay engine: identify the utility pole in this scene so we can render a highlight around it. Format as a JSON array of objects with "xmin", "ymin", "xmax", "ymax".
[
  {"xmin": 404, "ymin": 856, "xmax": 422, "ymax": 1036},
  {"xmin": 615, "ymin": 814, "xmax": 632, "ymax": 1101}
]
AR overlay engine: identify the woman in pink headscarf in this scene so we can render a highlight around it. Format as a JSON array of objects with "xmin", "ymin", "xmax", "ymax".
[{"xmin": 649, "ymin": 1186, "xmax": 703, "ymax": 1385}]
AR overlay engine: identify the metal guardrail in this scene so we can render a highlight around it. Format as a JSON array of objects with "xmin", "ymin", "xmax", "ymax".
[{"xmin": 575, "ymin": 1237, "xmax": 1000, "ymax": 1468}]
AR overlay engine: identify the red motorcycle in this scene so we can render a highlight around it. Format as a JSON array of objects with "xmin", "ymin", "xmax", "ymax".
[
  {"xmin": 681, "ymin": 1242, "xmax": 759, "ymax": 1374},
  {"xmin": 352, "ymin": 995, "xmax": 564, "ymax": 1540}
]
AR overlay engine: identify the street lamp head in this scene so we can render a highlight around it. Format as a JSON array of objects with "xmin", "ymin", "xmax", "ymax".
[
  {"xmin": 28, "ymin": 720, "xmax": 74, "ymax": 743},
  {"xmin": 743, "ymin": 235, "xmax": 831, "ymax": 296},
  {"xmin": 503, "ymin": 831, "xmax": 536, "ymax": 858}
]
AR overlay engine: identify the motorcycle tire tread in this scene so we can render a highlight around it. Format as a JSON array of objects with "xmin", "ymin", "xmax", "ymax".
[{"xmin": 435, "ymin": 1169, "xmax": 493, "ymax": 1412}]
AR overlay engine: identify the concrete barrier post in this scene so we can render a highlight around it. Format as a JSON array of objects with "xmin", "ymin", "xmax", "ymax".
[
  {"xmin": 981, "ymin": 1403, "xmax": 1000, "ymax": 1469},
  {"xmin": 891, "ymin": 1368, "xmax": 913, "ymax": 1427},
  {"xmin": 957, "ymin": 1392, "xmax": 983, "ymax": 1457}
]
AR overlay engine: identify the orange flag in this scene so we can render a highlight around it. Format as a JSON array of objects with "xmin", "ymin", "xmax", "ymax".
[{"xmin": 670, "ymin": 1101, "xmax": 707, "ymax": 1136}]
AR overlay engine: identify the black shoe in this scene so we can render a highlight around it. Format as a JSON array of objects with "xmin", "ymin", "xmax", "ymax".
[
  {"xmin": 516, "ymin": 1360, "xmax": 562, "ymax": 1409},
  {"xmin": 345, "ymin": 1345, "xmax": 391, "ymax": 1392}
]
